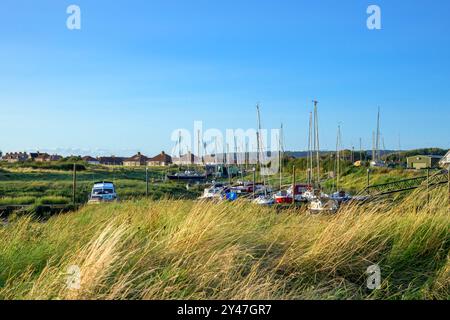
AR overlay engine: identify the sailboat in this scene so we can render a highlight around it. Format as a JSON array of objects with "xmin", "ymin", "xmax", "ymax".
[
  {"xmin": 198, "ymin": 182, "xmax": 228, "ymax": 200},
  {"xmin": 309, "ymin": 195, "xmax": 340, "ymax": 214},
  {"xmin": 273, "ymin": 123, "xmax": 293, "ymax": 204},
  {"xmin": 168, "ymin": 131, "xmax": 207, "ymax": 181},
  {"xmin": 307, "ymin": 101, "xmax": 340, "ymax": 214},
  {"xmin": 252, "ymin": 104, "xmax": 275, "ymax": 205},
  {"xmin": 330, "ymin": 125, "xmax": 352, "ymax": 203},
  {"xmin": 370, "ymin": 107, "xmax": 386, "ymax": 167}
]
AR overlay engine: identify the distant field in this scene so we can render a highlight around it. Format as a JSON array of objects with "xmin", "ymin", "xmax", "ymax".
[
  {"xmin": 0, "ymin": 186, "xmax": 448, "ymax": 300},
  {"xmin": 0, "ymin": 165, "xmax": 202, "ymax": 206}
]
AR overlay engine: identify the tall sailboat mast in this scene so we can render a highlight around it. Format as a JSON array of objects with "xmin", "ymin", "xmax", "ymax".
[
  {"xmin": 197, "ymin": 129, "xmax": 201, "ymax": 166},
  {"xmin": 279, "ymin": 123, "xmax": 284, "ymax": 190},
  {"xmin": 256, "ymin": 104, "xmax": 262, "ymax": 168},
  {"xmin": 178, "ymin": 130, "xmax": 182, "ymax": 165},
  {"xmin": 256, "ymin": 104, "xmax": 268, "ymax": 195},
  {"xmin": 335, "ymin": 125, "xmax": 342, "ymax": 192},
  {"xmin": 359, "ymin": 137, "xmax": 363, "ymax": 163},
  {"xmin": 308, "ymin": 112, "xmax": 313, "ymax": 185},
  {"xmin": 214, "ymin": 136, "xmax": 218, "ymax": 165},
  {"xmin": 226, "ymin": 143, "xmax": 231, "ymax": 185},
  {"xmin": 313, "ymin": 100, "xmax": 320, "ymax": 187},
  {"xmin": 376, "ymin": 107, "xmax": 381, "ymax": 162},
  {"xmin": 372, "ymin": 131, "xmax": 376, "ymax": 162}
]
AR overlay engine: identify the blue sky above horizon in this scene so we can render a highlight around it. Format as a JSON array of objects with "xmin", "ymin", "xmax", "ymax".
[{"xmin": 1, "ymin": 0, "xmax": 449, "ymax": 156}]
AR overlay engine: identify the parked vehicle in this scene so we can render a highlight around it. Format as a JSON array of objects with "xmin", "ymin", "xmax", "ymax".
[{"xmin": 88, "ymin": 181, "xmax": 118, "ymax": 204}]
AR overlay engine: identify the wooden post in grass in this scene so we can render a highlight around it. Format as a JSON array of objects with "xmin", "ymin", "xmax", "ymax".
[
  {"xmin": 292, "ymin": 165, "xmax": 296, "ymax": 204},
  {"xmin": 427, "ymin": 168, "xmax": 430, "ymax": 208},
  {"xmin": 367, "ymin": 169, "xmax": 371, "ymax": 189},
  {"xmin": 448, "ymin": 166, "xmax": 450, "ymax": 211},
  {"xmin": 146, "ymin": 167, "xmax": 149, "ymax": 197},
  {"xmin": 72, "ymin": 163, "xmax": 77, "ymax": 206},
  {"xmin": 253, "ymin": 167, "xmax": 256, "ymax": 199}
]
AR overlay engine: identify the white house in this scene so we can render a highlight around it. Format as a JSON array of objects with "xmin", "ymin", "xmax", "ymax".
[
  {"xmin": 82, "ymin": 156, "xmax": 100, "ymax": 165},
  {"xmin": 439, "ymin": 150, "xmax": 450, "ymax": 168}
]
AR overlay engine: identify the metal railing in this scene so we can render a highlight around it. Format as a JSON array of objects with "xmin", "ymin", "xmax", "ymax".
[{"xmin": 359, "ymin": 169, "xmax": 449, "ymax": 198}]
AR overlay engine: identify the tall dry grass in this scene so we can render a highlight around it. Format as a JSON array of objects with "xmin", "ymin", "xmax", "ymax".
[{"xmin": 0, "ymin": 186, "xmax": 448, "ymax": 300}]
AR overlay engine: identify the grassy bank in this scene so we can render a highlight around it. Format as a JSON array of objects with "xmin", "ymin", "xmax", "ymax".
[
  {"xmin": 0, "ymin": 186, "xmax": 448, "ymax": 300},
  {"xmin": 252, "ymin": 166, "xmax": 424, "ymax": 194},
  {"xmin": 0, "ymin": 166, "xmax": 202, "ymax": 204}
]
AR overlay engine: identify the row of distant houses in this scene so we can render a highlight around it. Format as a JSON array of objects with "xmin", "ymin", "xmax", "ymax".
[
  {"xmin": 89, "ymin": 151, "xmax": 231, "ymax": 167},
  {"xmin": 1, "ymin": 152, "xmax": 63, "ymax": 163},
  {"xmin": 79, "ymin": 152, "xmax": 178, "ymax": 167},
  {"xmin": 85, "ymin": 151, "xmax": 258, "ymax": 167},
  {"xmin": 0, "ymin": 150, "xmax": 243, "ymax": 167}
]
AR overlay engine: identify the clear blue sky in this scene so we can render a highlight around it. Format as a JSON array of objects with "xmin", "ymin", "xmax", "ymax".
[{"xmin": 1, "ymin": 0, "xmax": 449, "ymax": 156}]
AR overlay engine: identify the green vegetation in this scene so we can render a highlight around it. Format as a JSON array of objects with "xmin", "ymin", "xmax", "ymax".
[
  {"xmin": 0, "ymin": 165, "xmax": 201, "ymax": 206},
  {"xmin": 0, "ymin": 197, "xmax": 36, "ymax": 206},
  {"xmin": 252, "ymin": 160, "xmax": 424, "ymax": 195},
  {"xmin": 321, "ymin": 166, "xmax": 425, "ymax": 194},
  {"xmin": 0, "ymin": 158, "xmax": 88, "ymax": 171},
  {"xmin": 384, "ymin": 148, "xmax": 448, "ymax": 164},
  {"xmin": 0, "ymin": 185, "xmax": 448, "ymax": 300},
  {"xmin": 0, "ymin": 156, "xmax": 438, "ymax": 207}
]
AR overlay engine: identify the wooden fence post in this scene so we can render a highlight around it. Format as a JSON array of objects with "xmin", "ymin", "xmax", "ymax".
[
  {"xmin": 427, "ymin": 168, "xmax": 430, "ymax": 208},
  {"xmin": 72, "ymin": 163, "xmax": 77, "ymax": 206},
  {"xmin": 253, "ymin": 167, "xmax": 256, "ymax": 199},
  {"xmin": 448, "ymin": 166, "xmax": 450, "ymax": 211},
  {"xmin": 146, "ymin": 167, "xmax": 149, "ymax": 197},
  {"xmin": 292, "ymin": 165, "xmax": 296, "ymax": 204}
]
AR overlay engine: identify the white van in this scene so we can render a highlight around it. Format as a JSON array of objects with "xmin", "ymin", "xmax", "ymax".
[{"xmin": 88, "ymin": 181, "xmax": 118, "ymax": 203}]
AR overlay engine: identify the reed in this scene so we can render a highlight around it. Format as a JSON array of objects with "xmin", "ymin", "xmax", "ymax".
[{"xmin": 0, "ymin": 187, "xmax": 448, "ymax": 300}]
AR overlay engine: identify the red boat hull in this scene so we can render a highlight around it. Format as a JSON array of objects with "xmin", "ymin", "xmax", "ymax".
[{"xmin": 275, "ymin": 196, "xmax": 293, "ymax": 204}]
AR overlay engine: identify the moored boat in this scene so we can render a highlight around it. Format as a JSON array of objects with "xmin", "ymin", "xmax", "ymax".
[
  {"xmin": 198, "ymin": 183, "xmax": 227, "ymax": 200},
  {"xmin": 308, "ymin": 197, "xmax": 339, "ymax": 214},
  {"xmin": 330, "ymin": 190, "xmax": 352, "ymax": 203},
  {"xmin": 167, "ymin": 170, "xmax": 207, "ymax": 182},
  {"xmin": 253, "ymin": 195, "xmax": 275, "ymax": 206},
  {"xmin": 274, "ymin": 190, "xmax": 292, "ymax": 204}
]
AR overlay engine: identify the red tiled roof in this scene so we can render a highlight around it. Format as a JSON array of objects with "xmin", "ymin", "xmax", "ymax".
[
  {"xmin": 124, "ymin": 152, "xmax": 149, "ymax": 162},
  {"xmin": 148, "ymin": 151, "xmax": 172, "ymax": 163}
]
